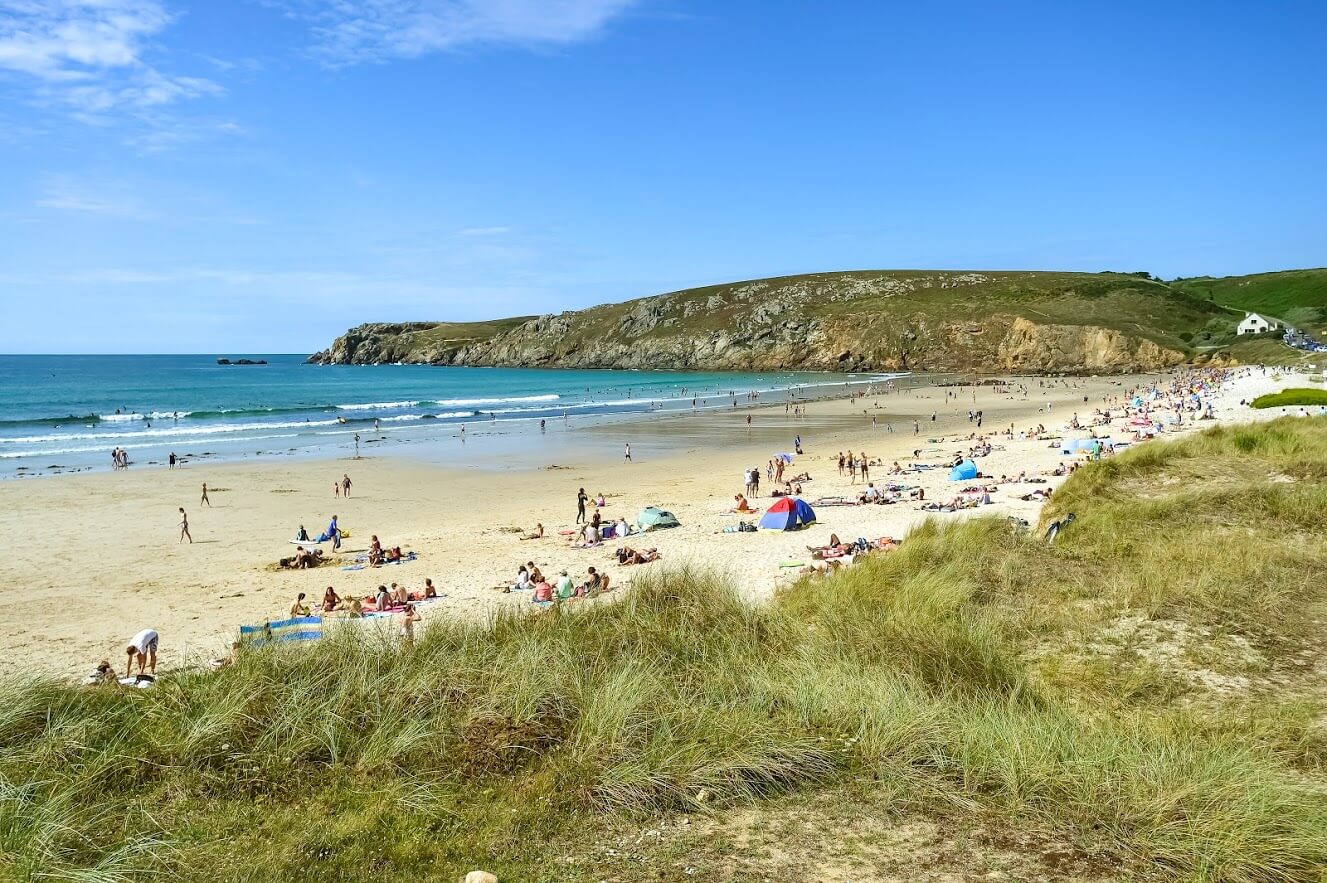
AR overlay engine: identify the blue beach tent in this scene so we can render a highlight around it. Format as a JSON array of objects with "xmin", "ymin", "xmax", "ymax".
[{"xmin": 948, "ymin": 460, "xmax": 978, "ymax": 481}]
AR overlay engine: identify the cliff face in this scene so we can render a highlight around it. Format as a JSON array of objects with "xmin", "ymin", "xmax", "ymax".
[{"xmin": 310, "ymin": 270, "xmax": 1218, "ymax": 373}]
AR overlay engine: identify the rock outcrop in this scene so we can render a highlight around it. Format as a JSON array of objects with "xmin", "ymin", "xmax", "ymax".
[{"xmin": 310, "ymin": 270, "xmax": 1219, "ymax": 374}]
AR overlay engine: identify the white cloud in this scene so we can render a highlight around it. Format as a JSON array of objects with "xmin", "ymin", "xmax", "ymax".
[
  {"xmin": 0, "ymin": 0, "xmax": 221, "ymax": 113},
  {"xmin": 283, "ymin": 0, "xmax": 638, "ymax": 64}
]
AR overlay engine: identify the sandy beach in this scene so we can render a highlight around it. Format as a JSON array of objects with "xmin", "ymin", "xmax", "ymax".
[{"xmin": 0, "ymin": 367, "xmax": 1311, "ymax": 677}]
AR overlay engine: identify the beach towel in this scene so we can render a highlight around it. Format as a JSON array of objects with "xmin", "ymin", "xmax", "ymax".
[{"xmin": 240, "ymin": 615, "xmax": 322, "ymax": 646}]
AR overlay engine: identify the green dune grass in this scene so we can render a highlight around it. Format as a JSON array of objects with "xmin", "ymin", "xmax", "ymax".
[
  {"xmin": 1251, "ymin": 388, "xmax": 1327, "ymax": 408},
  {"xmin": 4, "ymin": 418, "xmax": 1326, "ymax": 882}
]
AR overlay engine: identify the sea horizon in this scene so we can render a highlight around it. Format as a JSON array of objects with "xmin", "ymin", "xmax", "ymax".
[{"xmin": 0, "ymin": 353, "xmax": 914, "ymax": 479}]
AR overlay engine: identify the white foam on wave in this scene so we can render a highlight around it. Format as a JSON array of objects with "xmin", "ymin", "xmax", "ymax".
[
  {"xmin": 335, "ymin": 400, "xmax": 420, "ymax": 411},
  {"xmin": 0, "ymin": 418, "xmax": 342, "ymax": 445},
  {"xmin": 0, "ymin": 434, "xmax": 302, "ymax": 459},
  {"xmin": 485, "ymin": 397, "xmax": 651, "ymax": 415},
  {"xmin": 435, "ymin": 393, "xmax": 559, "ymax": 407}
]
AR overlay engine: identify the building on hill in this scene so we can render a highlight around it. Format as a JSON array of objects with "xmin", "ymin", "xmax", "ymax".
[{"xmin": 1238, "ymin": 312, "xmax": 1279, "ymax": 335}]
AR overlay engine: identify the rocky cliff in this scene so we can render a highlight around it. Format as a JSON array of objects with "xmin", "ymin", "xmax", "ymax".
[{"xmin": 310, "ymin": 270, "xmax": 1231, "ymax": 373}]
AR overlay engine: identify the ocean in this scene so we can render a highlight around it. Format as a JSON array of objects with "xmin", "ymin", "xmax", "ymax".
[{"xmin": 0, "ymin": 355, "xmax": 905, "ymax": 478}]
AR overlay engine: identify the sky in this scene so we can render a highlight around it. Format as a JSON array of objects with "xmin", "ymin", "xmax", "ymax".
[{"xmin": 0, "ymin": 1, "xmax": 1324, "ymax": 354}]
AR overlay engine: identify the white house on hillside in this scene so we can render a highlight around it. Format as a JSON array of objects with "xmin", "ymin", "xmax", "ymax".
[{"xmin": 1237, "ymin": 312, "xmax": 1278, "ymax": 335}]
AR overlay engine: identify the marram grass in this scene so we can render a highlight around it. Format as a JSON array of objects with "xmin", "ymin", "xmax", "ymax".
[{"xmin": 2, "ymin": 417, "xmax": 1326, "ymax": 882}]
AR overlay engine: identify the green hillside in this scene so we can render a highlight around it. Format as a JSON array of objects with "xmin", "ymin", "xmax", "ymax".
[
  {"xmin": 1171, "ymin": 269, "xmax": 1327, "ymax": 332},
  {"xmin": 6, "ymin": 418, "xmax": 1326, "ymax": 882},
  {"xmin": 312, "ymin": 270, "xmax": 1234, "ymax": 372}
]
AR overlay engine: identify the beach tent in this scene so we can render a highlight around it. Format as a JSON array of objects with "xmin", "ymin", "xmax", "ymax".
[
  {"xmin": 635, "ymin": 506, "xmax": 680, "ymax": 531},
  {"xmin": 948, "ymin": 460, "xmax": 978, "ymax": 481},
  {"xmin": 758, "ymin": 496, "xmax": 817, "ymax": 530}
]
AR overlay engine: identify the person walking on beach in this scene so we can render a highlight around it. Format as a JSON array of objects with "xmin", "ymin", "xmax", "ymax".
[
  {"xmin": 178, "ymin": 508, "xmax": 192, "ymax": 544},
  {"xmin": 333, "ymin": 481, "xmax": 340, "ymax": 497},
  {"xmin": 125, "ymin": 628, "xmax": 158, "ymax": 677},
  {"xmin": 576, "ymin": 487, "xmax": 588, "ymax": 523},
  {"xmin": 624, "ymin": 443, "xmax": 632, "ymax": 463},
  {"xmin": 200, "ymin": 482, "xmax": 210, "ymax": 506},
  {"xmin": 342, "ymin": 474, "xmax": 352, "ymax": 498}
]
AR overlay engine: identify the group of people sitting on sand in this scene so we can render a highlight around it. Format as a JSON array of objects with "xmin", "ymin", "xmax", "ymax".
[
  {"xmin": 367, "ymin": 535, "xmax": 408, "ymax": 566},
  {"xmin": 568, "ymin": 510, "xmax": 633, "ymax": 547},
  {"xmin": 294, "ymin": 577, "xmax": 441, "ymax": 619},
  {"xmin": 851, "ymin": 481, "xmax": 926, "ymax": 505},
  {"xmin": 281, "ymin": 546, "xmax": 327, "ymax": 569},
  {"xmin": 508, "ymin": 561, "xmax": 614, "ymax": 602}
]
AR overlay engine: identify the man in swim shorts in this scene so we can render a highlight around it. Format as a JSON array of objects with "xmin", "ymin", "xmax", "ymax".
[{"xmin": 125, "ymin": 628, "xmax": 159, "ymax": 676}]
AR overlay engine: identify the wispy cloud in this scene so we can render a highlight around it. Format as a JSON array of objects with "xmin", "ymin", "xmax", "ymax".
[
  {"xmin": 280, "ymin": 0, "xmax": 638, "ymax": 65},
  {"xmin": 0, "ymin": 0, "xmax": 221, "ymax": 114},
  {"xmin": 33, "ymin": 174, "xmax": 149, "ymax": 217},
  {"xmin": 455, "ymin": 225, "xmax": 511, "ymax": 237}
]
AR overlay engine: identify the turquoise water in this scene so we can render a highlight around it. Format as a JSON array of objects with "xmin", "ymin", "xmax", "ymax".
[{"xmin": 0, "ymin": 355, "xmax": 899, "ymax": 477}]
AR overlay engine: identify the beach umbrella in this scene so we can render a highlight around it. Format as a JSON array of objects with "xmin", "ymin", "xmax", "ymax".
[
  {"xmin": 948, "ymin": 460, "xmax": 978, "ymax": 481},
  {"xmin": 775, "ymin": 452, "xmax": 795, "ymax": 463},
  {"xmin": 758, "ymin": 496, "xmax": 816, "ymax": 530}
]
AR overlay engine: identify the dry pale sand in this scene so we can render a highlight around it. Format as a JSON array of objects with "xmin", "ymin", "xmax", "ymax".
[{"xmin": 0, "ymin": 367, "xmax": 1307, "ymax": 677}]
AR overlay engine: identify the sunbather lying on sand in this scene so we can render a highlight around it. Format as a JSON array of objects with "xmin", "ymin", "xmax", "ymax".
[{"xmin": 616, "ymin": 546, "xmax": 660, "ymax": 565}]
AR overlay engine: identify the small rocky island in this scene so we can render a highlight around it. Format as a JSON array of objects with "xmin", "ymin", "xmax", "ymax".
[{"xmin": 216, "ymin": 358, "xmax": 268, "ymax": 365}]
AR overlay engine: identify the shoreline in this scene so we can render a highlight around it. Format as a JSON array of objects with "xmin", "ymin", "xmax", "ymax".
[
  {"xmin": 1, "ymin": 366, "xmax": 1312, "ymax": 678},
  {"xmin": 0, "ymin": 365, "xmax": 928, "ymax": 481}
]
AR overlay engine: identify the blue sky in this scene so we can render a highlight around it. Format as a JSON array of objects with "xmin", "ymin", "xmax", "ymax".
[{"xmin": 0, "ymin": 0, "xmax": 1324, "ymax": 354}]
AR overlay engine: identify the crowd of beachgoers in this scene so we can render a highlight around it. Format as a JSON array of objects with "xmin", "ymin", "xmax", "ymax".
[{"xmin": 69, "ymin": 364, "xmax": 1322, "ymax": 687}]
